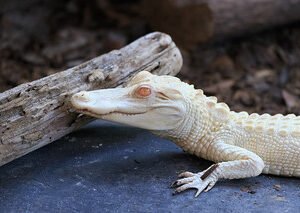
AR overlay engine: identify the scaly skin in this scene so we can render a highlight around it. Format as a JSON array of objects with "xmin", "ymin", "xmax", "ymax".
[{"xmin": 71, "ymin": 71, "xmax": 300, "ymax": 197}]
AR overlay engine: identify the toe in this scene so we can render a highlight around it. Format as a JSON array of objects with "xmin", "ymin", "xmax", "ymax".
[
  {"xmin": 175, "ymin": 182, "xmax": 194, "ymax": 193},
  {"xmin": 204, "ymin": 181, "xmax": 216, "ymax": 192},
  {"xmin": 175, "ymin": 177, "xmax": 194, "ymax": 186},
  {"xmin": 194, "ymin": 182, "xmax": 211, "ymax": 197},
  {"xmin": 195, "ymin": 188, "xmax": 203, "ymax": 197}
]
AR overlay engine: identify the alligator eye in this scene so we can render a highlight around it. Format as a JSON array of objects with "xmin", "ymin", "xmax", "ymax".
[{"xmin": 136, "ymin": 85, "xmax": 152, "ymax": 97}]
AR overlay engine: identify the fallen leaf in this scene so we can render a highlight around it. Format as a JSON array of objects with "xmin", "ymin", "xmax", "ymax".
[
  {"xmin": 204, "ymin": 79, "xmax": 235, "ymax": 94},
  {"xmin": 233, "ymin": 90, "xmax": 256, "ymax": 107},
  {"xmin": 254, "ymin": 69, "xmax": 274, "ymax": 79},
  {"xmin": 240, "ymin": 186, "xmax": 256, "ymax": 194},
  {"xmin": 282, "ymin": 90, "xmax": 300, "ymax": 109},
  {"xmin": 273, "ymin": 184, "xmax": 281, "ymax": 191}
]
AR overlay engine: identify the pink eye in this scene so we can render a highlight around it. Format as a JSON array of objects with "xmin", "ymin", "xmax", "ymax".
[{"xmin": 136, "ymin": 85, "xmax": 152, "ymax": 97}]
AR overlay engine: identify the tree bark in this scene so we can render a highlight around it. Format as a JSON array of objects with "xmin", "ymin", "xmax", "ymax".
[
  {"xmin": 142, "ymin": 0, "xmax": 300, "ymax": 48},
  {"xmin": 207, "ymin": 0, "xmax": 300, "ymax": 40},
  {"xmin": 0, "ymin": 32, "xmax": 182, "ymax": 166}
]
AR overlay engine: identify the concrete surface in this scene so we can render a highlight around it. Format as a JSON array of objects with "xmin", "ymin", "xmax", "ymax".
[{"xmin": 0, "ymin": 121, "xmax": 299, "ymax": 213}]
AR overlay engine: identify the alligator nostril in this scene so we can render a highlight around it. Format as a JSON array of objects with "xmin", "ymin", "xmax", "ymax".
[{"xmin": 74, "ymin": 92, "xmax": 90, "ymax": 102}]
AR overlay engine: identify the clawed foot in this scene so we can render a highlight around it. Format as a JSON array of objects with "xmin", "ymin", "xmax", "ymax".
[{"xmin": 171, "ymin": 171, "xmax": 218, "ymax": 197}]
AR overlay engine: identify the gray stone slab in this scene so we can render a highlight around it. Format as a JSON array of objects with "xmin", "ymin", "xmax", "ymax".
[{"xmin": 0, "ymin": 121, "xmax": 299, "ymax": 213}]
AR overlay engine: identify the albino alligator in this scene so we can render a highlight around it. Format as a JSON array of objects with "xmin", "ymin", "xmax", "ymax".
[{"xmin": 71, "ymin": 71, "xmax": 300, "ymax": 197}]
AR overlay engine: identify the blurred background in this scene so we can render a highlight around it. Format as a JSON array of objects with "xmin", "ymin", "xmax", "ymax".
[{"xmin": 1, "ymin": 0, "xmax": 300, "ymax": 114}]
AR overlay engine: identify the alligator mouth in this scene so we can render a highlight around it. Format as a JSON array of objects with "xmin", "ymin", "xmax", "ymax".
[{"xmin": 77, "ymin": 108, "xmax": 146, "ymax": 117}]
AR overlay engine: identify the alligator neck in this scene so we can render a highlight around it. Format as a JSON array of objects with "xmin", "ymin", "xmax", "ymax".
[{"xmin": 153, "ymin": 96, "xmax": 229, "ymax": 158}]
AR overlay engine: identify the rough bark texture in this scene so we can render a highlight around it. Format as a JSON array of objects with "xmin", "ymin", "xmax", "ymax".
[
  {"xmin": 208, "ymin": 0, "xmax": 300, "ymax": 40},
  {"xmin": 142, "ymin": 0, "xmax": 300, "ymax": 47},
  {"xmin": 0, "ymin": 32, "xmax": 182, "ymax": 166}
]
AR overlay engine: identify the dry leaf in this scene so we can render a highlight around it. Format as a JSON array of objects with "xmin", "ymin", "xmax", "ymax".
[
  {"xmin": 282, "ymin": 90, "xmax": 299, "ymax": 109},
  {"xmin": 273, "ymin": 184, "xmax": 281, "ymax": 191},
  {"xmin": 204, "ymin": 79, "xmax": 235, "ymax": 94}
]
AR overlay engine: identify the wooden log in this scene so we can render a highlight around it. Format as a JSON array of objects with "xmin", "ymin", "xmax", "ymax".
[
  {"xmin": 0, "ymin": 32, "xmax": 182, "ymax": 166},
  {"xmin": 142, "ymin": 0, "xmax": 300, "ymax": 48}
]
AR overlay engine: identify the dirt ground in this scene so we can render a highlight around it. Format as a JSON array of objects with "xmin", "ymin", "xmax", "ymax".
[{"xmin": 1, "ymin": 0, "xmax": 300, "ymax": 115}]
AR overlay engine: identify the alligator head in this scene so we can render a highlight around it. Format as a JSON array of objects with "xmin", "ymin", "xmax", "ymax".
[{"xmin": 71, "ymin": 71, "xmax": 197, "ymax": 130}]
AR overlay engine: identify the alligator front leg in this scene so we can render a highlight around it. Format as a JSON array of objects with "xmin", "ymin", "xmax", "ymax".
[{"xmin": 172, "ymin": 142, "xmax": 265, "ymax": 197}]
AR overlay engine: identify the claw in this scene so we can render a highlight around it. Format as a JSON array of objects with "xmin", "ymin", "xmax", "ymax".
[
  {"xmin": 176, "ymin": 177, "xmax": 194, "ymax": 185},
  {"xmin": 170, "ymin": 181, "xmax": 178, "ymax": 188},
  {"xmin": 175, "ymin": 182, "xmax": 194, "ymax": 193},
  {"xmin": 178, "ymin": 171, "xmax": 194, "ymax": 178},
  {"xmin": 172, "ymin": 190, "xmax": 179, "ymax": 196},
  {"xmin": 171, "ymin": 176, "xmax": 194, "ymax": 188}
]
